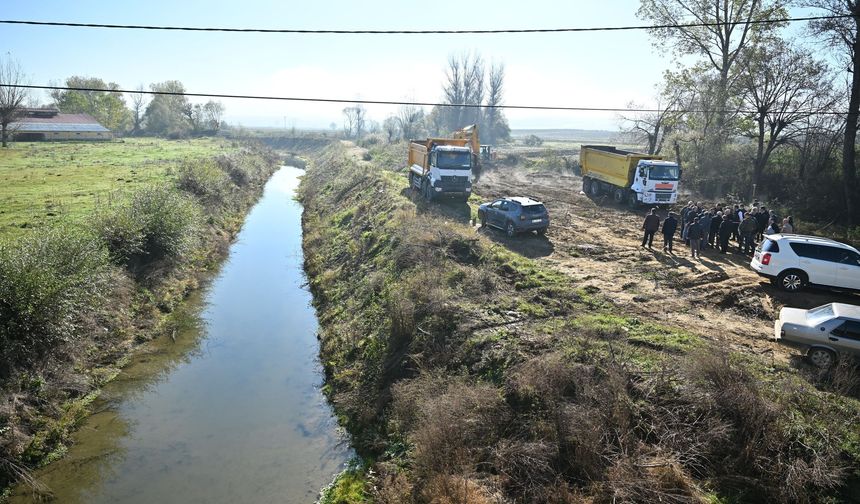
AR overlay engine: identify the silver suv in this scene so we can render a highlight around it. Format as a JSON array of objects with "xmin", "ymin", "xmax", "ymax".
[{"xmin": 751, "ymin": 234, "xmax": 860, "ymax": 292}]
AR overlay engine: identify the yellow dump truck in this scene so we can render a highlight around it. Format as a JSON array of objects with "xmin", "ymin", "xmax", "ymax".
[
  {"xmin": 580, "ymin": 145, "xmax": 681, "ymax": 207},
  {"xmin": 408, "ymin": 125, "xmax": 477, "ymax": 202}
]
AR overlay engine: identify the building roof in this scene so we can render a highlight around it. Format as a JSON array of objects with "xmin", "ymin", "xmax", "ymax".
[{"xmin": 12, "ymin": 112, "xmax": 111, "ymax": 133}]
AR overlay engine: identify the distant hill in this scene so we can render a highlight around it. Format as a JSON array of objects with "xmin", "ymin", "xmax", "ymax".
[{"xmin": 510, "ymin": 128, "xmax": 622, "ymax": 143}]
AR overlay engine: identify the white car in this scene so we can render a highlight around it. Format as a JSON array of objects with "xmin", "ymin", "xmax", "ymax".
[
  {"xmin": 774, "ymin": 303, "xmax": 860, "ymax": 367},
  {"xmin": 750, "ymin": 234, "xmax": 860, "ymax": 292}
]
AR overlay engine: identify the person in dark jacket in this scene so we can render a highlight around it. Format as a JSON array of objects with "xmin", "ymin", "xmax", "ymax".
[
  {"xmin": 709, "ymin": 211, "xmax": 722, "ymax": 248},
  {"xmin": 662, "ymin": 212, "xmax": 678, "ymax": 253},
  {"xmin": 718, "ymin": 217, "xmax": 733, "ymax": 253},
  {"xmin": 687, "ymin": 217, "xmax": 704, "ymax": 258},
  {"xmin": 756, "ymin": 206, "xmax": 770, "ymax": 241},
  {"xmin": 641, "ymin": 208, "xmax": 661, "ymax": 249},
  {"xmin": 739, "ymin": 214, "xmax": 758, "ymax": 255},
  {"xmin": 699, "ymin": 211, "xmax": 712, "ymax": 249}
]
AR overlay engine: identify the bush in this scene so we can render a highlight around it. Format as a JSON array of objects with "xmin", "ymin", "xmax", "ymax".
[
  {"xmin": 523, "ymin": 134, "xmax": 543, "ymax": 147},
  {"xmin": 0, "ymin": 227, "xmax": 111, "ymax": 372},
  {"xmin": 176, "ymin": 160, "xmax": 231, "ymax": 204},
  {"xmin": 93, "ymin": 185, "xmax": 203, "ymax": 271}
]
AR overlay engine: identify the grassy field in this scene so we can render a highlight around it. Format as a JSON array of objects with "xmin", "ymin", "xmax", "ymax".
[{"xmin": 0, "ymin": 138, "xmax": 240, "ymax": 238}]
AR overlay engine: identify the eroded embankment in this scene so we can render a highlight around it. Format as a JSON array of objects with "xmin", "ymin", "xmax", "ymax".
[
  {"xmin": 302, "ymin": 143, "xmax": 860, "ymax": 504},
  {"xmin": 0, "ymin": 143, "xmax": 280, "ymax": 499}
]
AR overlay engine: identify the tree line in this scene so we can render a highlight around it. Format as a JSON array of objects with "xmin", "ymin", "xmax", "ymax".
[
  {"xmin": 623, "ymin": 0, "xmax": 860, "ymax": 226},
  {"xmin": 342, "ymin": 53, "xmax": 511, "ymax": 146},
  {"xmin": 0, "ymin": 60, "xmax": 225, "ymax": 145}
]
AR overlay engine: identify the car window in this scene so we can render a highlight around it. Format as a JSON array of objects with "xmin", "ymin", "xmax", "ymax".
[
  {"xmin": 838, "ymin": 250, "xmax": 860, "ymax": 266},
  {"xmin": 490, "ymin": 201, "xmax": 502, "ymax": 209},
  {"xmin": 817, "ymin": 246, "xmax": 847, "ymax": 263},
  {"xmin": 523, "ymin": 204, "xmax": 547, "ymax": 214},
  {"xmin": 500, "ymin": 201, "xmax": 510, "ymax": 211},
  {"xmin": 789, "ymin": 243, "xmax": 818, "ymax": 259},
  {"xmin": 807, "ymin": 304, "xmax": 835, "ymax": 325},
  {"xmin": 761, "ymin": 239, "xmax": 780, "ymax": 253},
  {"xmin": 833, "ymin": 320, "xmax": 860, "ymax": 340}
]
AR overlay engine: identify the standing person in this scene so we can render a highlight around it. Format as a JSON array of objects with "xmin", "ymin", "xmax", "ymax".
[
  {"xmin": 662, "ymin": 211, "xmax": 678, "ymax": 253},
  {"xmin": 709, "ymin": 211, "xmax": 722, "ymax": 248},
  {"xmin": 756, "ymin": 206, "xmax": 770, "ymax": 241},
  {"xmin": 740, "ymin": 213, "xmax": 758, "ymax": 255},
  {"xmin": 641, "ymin": 208, "xmax": 660, "ymax": 249},
  {"xmin": 699, "ymin": 211, "xmax": 712, "ymax": 250},
  {"xmin": 687, "ymin": 217, "xmax": 704, "ymax": 258},
  {"xmin": 737, "ymin": 206, "xmax": 747, "ymax": 251},
  {"xmin": 782, "ymin": 216, "xmax": 795, "ymax": 234},
  {"xmin": 680, "ymin": 201, "xmax": 693, "ymax": 242},
  {"xmin": 718, "ymin": 216, "xmax": 733, "ymax": 254},
  {"xmin": 683, "ymin": 204, "xmax": 696, "ymax": 245},
  {"xmin": 766, "ymin": 218, "xmax": 781, "ymax": 235},
  {"xmin": 729, "ymin": 205, "xmax": 740, "ymax": 242}
]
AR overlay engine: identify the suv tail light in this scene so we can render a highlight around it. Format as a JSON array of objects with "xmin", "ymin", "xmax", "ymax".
[{"xmin": 761, "ymin": 253, "xmax": 772, "ymax": 265}]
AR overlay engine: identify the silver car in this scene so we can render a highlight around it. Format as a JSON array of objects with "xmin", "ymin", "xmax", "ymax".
[{"xmin": 774, "ymin": 303, "xmax": 860, "ymax": 367}]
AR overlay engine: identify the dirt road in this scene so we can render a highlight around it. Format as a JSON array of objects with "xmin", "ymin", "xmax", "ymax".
[{"xmin": 472, "ymin": 163, "xmax": 860, "ymax": 362}]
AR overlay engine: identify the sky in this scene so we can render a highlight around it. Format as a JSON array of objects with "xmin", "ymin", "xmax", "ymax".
[{"xmin": 0, "ymin": 0, "xmax": 822, "ymax": 131}]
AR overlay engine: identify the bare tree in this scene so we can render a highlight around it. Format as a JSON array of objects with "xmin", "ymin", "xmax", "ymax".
[
  {"xmin": 396, "ymin": 104, "xmax": 424, "ymax": 140},
  {"xmin": 484, "ymin": 63, "xmax": 510, "ymax": 145},
  {"xmin": 805, "ymin": 0, "xmax": 860, "ymax": 222},
  {"xmin": 0, "ymin": 56, "xmax": 28, "ymax": 147},
  {"xmin": 130, "ymin": 84, "xmax": 148, "ymax": 136},
  {"xmin": 383, "ymin": 116, "xmax": 400, "ymax": 143},
  {"xmin": 637, "ymin": 0, "xmax": 788, "ymax": 136},
  {"xmin": 620, "ymin": 94, "xmax": 682, "ymax": 155},
  {"xmin": 738, "ymin": 41, "xmax": 831, "ymax": 188},
  {"xmin": 202, "ymin": 101, "xmax": 224, "ymax": 131},
  {"xmin": 342, "ymin": 105, "xmax": 366, "ymax": 139}
]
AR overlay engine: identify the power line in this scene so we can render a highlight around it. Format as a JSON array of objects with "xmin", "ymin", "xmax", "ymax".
[
  {"xmin": 14, "ymin": 84, "xmax": 849, "ymax": 116},
  {"xmin": 0, "ymin": 14, "xmax": 852, "ymax": 35}
]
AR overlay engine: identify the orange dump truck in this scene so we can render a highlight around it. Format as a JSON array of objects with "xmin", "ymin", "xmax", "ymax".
[{"xmin": 407, "ymin": 125, "xmax": 477, "ymax": 202}]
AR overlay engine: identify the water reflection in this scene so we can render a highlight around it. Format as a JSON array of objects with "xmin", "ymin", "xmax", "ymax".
[{"xmin": 10, "ymin": 167, "xmax": 350, "ymax": 503}]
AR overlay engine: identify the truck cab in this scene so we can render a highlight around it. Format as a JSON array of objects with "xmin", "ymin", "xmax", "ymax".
[
  {"xmin": 409, "ymin": 143, "xmax": 473, "ymax": 202},
  {"xmin": 631, "ymin": 160, "xmax": 681, "ymax": 205}
]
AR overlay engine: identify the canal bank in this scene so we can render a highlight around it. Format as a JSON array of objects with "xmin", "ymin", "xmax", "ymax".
[{"xmin": 9, "ymin": 167, "xmax": 350, "ymax": 503}]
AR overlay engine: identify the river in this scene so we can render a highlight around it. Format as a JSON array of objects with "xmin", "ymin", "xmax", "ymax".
[{"xmin": 10, "ymin": 166, "xmax": 350, "ymax": 503}]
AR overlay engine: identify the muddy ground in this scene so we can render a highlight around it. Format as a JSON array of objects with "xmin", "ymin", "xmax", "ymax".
[{"xmin": 432, "ymin": 161, "xmax": 860, "ymax": 365}]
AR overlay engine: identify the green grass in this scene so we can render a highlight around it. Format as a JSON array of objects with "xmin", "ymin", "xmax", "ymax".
[{"xmin": 0, "ymin": 138, "xmax": 240, "ymax": 238}]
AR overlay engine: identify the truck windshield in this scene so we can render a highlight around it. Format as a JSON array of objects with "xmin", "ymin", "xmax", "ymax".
[
  {"xmin": 648, "ymin": 165, "xmax": 680, "ymax": 181},
  {"xmin": 437, "ymin": 151, "xmax": 471, "ymax": 169}
]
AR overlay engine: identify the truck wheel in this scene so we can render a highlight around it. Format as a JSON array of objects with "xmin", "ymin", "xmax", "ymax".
[
  {"xmin": 422, "ymin": 182, "xmax": 433, "ymax": 202},
  {"xmin": 582, "ymin": 178, "xmax": 592, "ymax": 194},
  {"xmin": 807, "ymin": 347, "xmax": 836, "ymax": 368},
  {"xmin": 613, "ymin": 188, "xmax": 625, "ymax": 204},
  {"xmin": 506, "ymin": 221, "xmax": 516, "ymax": 238},
  {"xmin": 777, "ymin": 269, "xmax": 807, "ymax": 292},
  {"xmin": 627, "ymin": 191, "xmax": 638, "ymax": 208},
  {"xmin": 589, "ymin": 180, "xmax": 601, "ymax": 197}
]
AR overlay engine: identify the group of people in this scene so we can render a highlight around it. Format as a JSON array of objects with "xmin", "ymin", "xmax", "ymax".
[{"xmin": 641, "ymin": 200, "xmax": 796, "ymax": 259}]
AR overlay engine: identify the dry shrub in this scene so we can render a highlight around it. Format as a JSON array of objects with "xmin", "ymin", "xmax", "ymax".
[
  {"xmin": 506, "ymin": 353, "xmax": 587, "ymax": 406},
  {"xmin": 421, "ymin": 475, "xmax": 497, "ymax": 504},
  {"xmin": 686, "ymin": 351, "xmax": 780, "ymax": 444},
  {"xmin": 594, "ymin": 456, "xmax": 708, "ymax": 504},
  {"xmin": 372, "ymin": 466, "xmax": 414, "ymax": 504},
  {"xmin": 392, "ymin": 376, "xmax": 508, "ymax": 479},
  {"xmin": 493, "ymin": 440, "xmax": 556, "ymax": 499}
]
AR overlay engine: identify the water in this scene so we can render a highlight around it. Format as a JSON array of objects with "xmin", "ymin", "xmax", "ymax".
[{"xmin": 10, "ymin": 167, "xmax": 350, "ymax": 503}]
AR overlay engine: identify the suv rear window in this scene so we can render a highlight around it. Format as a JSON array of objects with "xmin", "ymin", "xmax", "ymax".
[
  {"xmin": 523, "ymin": 204, "xmax": 546, "ymax": 214},
  {"xmin": 761, "ymin": 238, "xmax": 779, "ymax": 253}
]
